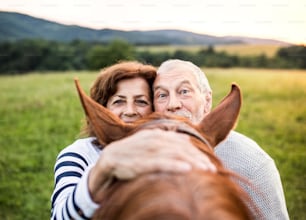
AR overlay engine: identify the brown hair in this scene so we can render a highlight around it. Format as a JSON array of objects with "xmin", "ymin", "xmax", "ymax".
[{"xmin": 81, "ymin": 61, "xmax": 156, "ymax": 139}]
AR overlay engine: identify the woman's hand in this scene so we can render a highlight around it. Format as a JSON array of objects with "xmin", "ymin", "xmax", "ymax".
[{"xmin": 88, "ymin": 129, "xmax": 216, "ymax": 202}]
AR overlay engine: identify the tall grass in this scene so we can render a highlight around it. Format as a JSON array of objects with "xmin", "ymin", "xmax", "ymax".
[
  {"xmin": 136, "ymin": 44, "xmax": 282, "ymax": 57},
  {"xmin": 214, "ymin": 44, "xmax": 282, "ymax": 57},
  {"xmin": 0, "ymin": 69, "xmax": 305, "ymax": 219}
]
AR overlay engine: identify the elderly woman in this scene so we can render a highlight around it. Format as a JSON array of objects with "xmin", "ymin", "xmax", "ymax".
[{"xmin": 51, "ymin": 61, "xmax": 212, "ymax": 220}]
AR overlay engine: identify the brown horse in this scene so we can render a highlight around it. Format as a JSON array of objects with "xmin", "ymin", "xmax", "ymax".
[{"xmin": 75, "ymin": 79, "xmax": 257, "ymax": 220}]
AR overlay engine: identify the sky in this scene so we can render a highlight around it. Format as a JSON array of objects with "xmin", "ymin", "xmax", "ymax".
[{"xmin": 1, "ymin": 0, "xmax": 306, "ymax": 45}]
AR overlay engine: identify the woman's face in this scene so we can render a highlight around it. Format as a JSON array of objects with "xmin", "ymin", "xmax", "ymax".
[{"xmin": 106, "ymin": 77, "xmax": 153, "ymax": 123}]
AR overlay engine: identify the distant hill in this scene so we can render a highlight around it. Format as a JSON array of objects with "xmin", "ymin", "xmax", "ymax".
[{"xmin": 0, "ymin": 11, "xmax": 291, "ymax": 45}]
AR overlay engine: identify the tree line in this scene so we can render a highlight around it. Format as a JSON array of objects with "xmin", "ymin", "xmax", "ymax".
[{"xmin": 0, "ymin": 39, "xmax": 305, "ymax": 74}]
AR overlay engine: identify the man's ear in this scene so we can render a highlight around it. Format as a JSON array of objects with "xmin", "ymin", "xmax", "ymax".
[
  {"xmin": 197, "ymin": 84, "xmax": 242, "ymax": 147},
  {"xmin": 203, "ymin": 91, "xmax": 212, "ymax": 116},
  {"xmin": 74, "ymin": 78, "xmax": 135, "ymax": 146}
]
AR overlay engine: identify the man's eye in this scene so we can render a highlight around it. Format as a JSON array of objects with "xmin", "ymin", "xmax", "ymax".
[
  {"xmin": 158, "ymin": 93, "xmax": 167, "ymax": 98},
  {"xmin": 180, "ymin": 89, "xmax": 189, "ymax": 95}
]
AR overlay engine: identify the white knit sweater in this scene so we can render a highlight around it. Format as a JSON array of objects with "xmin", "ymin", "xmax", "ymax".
[{"xmin": 215, "ymin": 131, "xmax": 289, "ymax": 219}]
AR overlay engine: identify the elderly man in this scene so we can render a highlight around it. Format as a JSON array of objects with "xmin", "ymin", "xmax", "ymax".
[{"xmin": 153, "ymin": 59, "xmax": 289, "ymax": 220}]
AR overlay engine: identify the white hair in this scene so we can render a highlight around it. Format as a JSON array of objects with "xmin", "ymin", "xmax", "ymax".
[{"xmin": 157, "ymin": 59, "xmax": 212, "ymax": 94}]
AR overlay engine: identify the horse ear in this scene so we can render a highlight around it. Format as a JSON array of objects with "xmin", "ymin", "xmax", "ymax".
[
  {"xmin": 74, "ymin": 78, "xmax": 135, "ymax": 146},
  {"xmin": 197, "ymin": 84, "xmax": 242, "ymax": 147}
]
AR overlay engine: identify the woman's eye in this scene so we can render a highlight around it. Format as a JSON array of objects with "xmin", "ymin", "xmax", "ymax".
[
  {"xmin": 113, "ymin": 100, "xmax": 124, "ymax": 105},
  {"xmin": 136, "ymin": 99, "xmax": 149, "ymax": 106}
]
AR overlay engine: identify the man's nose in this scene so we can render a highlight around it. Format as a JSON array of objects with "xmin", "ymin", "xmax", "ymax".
[{"xmin": 167, "ymin": 94, "xmax": 182, "ymax": 112}]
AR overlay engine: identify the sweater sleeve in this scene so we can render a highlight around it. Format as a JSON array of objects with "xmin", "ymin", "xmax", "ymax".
[
  {"xmin": 245, "ymin": 158, "xmax": 289, "ymax": 220},
  {"xmin": 215, "ymin": 131, "xmax": 289, "ymax": 220},
  {"xmin": 51, "ymin": 152, "xmax": 99, "ymax": 220}
]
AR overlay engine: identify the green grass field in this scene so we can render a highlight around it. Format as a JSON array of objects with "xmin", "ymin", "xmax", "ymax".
[{"xmin": 0, "ymin": 68, "xmax": 305, "ymax": 219}]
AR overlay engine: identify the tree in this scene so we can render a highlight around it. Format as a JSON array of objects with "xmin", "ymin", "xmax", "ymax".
[
  {"xmin": 86, "ymin": 39, "xmax": 135, "ymax": 70},
  {"xmin": 276, "ymin": 45, "xmax": 306, "ymax": 69}
]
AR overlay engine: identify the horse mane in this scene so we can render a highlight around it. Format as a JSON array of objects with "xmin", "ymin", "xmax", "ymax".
[{"xmin": 74, "ymin": 79, "xmax": 258, "ymax": 220}]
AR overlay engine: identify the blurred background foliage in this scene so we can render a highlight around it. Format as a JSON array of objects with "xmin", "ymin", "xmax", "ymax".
[{"xmin": 0, "ymin": 39, "xmax": 306, "ymax": 74}]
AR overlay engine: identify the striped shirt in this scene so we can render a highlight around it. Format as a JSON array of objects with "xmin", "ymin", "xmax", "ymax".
[{"xmin": 51, "ymin": 137, "xmax": 100, "ymax": 220}]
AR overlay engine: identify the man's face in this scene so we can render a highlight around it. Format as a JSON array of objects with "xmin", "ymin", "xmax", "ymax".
[{"xmin": 153, "ymin": 67, "xmax": 206, "ymax": 124}]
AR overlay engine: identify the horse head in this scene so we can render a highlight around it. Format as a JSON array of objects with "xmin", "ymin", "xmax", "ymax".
[{"xmin": 74, "ymin": 79, "xmax": 255, "ymax": 220}]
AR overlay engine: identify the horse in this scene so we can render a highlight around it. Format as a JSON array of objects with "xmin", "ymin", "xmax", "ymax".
[{"xmin": 74, "ymin": 79, "xmax": 257, "ymax": 220}]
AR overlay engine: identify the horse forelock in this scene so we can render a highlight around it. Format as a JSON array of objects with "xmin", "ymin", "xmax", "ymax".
[
  {"xmin": 135, "ymin": 116, "xmax": 211, "ymax": 144},
  {"xmin": 125, "ymin": 112, "xmax": 226, "ymax": 169}
]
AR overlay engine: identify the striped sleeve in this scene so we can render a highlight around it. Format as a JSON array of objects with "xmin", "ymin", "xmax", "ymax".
[{"xmin": 51, "ymin": 152, "xmax": 99, "ymax": 220}]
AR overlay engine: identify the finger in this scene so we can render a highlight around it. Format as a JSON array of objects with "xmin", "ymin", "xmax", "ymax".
[
  {"xmin": 151, "ymin": 134, "xmax": 216, "ymax": 172},
  {"xmin": 184, "ymin": 145, "xmax": 217, "ymax": 172},
  {"xmin": 131, "ymin": 158, "xmax": 193, "ymax": 176},
  {"xmin": 108, "ymin": 130, "xmax": 216, "ymax": 173},
  {"xmin": 112, "ymin": 159, "xmax": 192, "ymax": 179}
]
